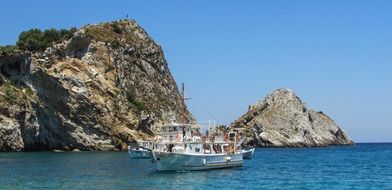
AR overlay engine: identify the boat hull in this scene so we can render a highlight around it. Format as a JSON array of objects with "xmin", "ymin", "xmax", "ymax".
[
  {"xmin": 242, "ymin": 148, "xmax": 255, "ymax": 159},
  {"xmin": 128, "ymin": 147, "xmax": 152, "ymax": 159},
  {"xmin": 152, "ymin": 151, "xmax": 243, "ymax": 171}
]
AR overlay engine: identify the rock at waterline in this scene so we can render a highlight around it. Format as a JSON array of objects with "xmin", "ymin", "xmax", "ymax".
[{"xmin": 230, "ymin": 88, "xmax": 353, "ymax": 147}]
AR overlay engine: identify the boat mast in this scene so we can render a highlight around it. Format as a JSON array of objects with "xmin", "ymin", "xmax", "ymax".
[{"xmin": 180, "ymin": 82, "xmax": 190, "ymax": 124}]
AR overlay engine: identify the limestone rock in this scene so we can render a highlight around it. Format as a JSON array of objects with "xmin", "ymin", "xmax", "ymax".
[
  {"xmin": 0, "ymin": 20, "xmax": 193, "ymax": 151},
  {"xmin": 0, "ymin": 115, "xmax": 24, "ymax": 151},
  {"xmin": 230, "ymin": 88, "xmax": 353, "ymax": 147}
]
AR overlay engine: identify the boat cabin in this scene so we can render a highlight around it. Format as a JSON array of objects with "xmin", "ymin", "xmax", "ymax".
[{"xmin": 155, "ymin": 124, "xmax": 200, "ymax": 143}]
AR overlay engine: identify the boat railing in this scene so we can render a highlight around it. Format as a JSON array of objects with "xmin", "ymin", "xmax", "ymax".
[{"xmin": 151, "ymin": 140, "xmax": 240, "ymax": 155}]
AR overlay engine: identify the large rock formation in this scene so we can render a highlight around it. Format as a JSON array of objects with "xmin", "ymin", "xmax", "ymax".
[
  {"xmin": 0, "ymin": 20, "xmax": 192, "ymax": 151},
  {"xmin": 230, "ymin": 89, "xmax": 353, "ymax": 147}
]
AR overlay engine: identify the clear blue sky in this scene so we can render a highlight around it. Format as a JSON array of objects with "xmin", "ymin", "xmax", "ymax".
[{"xmin": 1, "ymin": 1, "xmax": 391, "ymax": 142}]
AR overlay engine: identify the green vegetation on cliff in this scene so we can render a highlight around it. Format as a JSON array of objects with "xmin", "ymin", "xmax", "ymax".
[
  {"xmin": 0, "ymin": 20, "xmax": 145, "ymax": 55},
  {"xmin": 0, "ymin": 27, "xmax": 77, "ymax": 54},
  {"xmin": 126, "ymin": 89, "xmax": 148, "ymax": 112},
  {"xmin": 0, "ymin": 82, "xmax": 35, "ymax": 106},
  {"xmin": 16, "ymin": 28, "xmax": 77, "ymax": 51},
  {"xmin": 0, "ymin": 45, "xmax": 20, "ymax": 56}
]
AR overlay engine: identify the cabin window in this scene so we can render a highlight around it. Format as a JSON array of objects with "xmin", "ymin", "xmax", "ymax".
[
  {"xmin": 213, "ymin": 144, "xmax": 222, "ymax": 153},
  {"xmin": 229, "ymin": 133, "xmax": 236, "ymax": 141},
  {"xmin": 195, "ymin": 148, "xmax": 200, "ymax": 152},
  {"xmin": 203, "ymin": 144, "xmax": 211, "ymax": 154},
  {"xmin": 223, "ymin": 145, "xmax": 229, "ymax": 153}
]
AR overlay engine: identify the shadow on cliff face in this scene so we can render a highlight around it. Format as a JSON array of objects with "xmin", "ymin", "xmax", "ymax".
[
  {"xmin": 65, "ymin": 33, "xmax": 91, "ymax": 59},
  {"xmin": 0, "ymin": 53, "xmax": 30, "ymax": 86},
  {"xmin": 31, "ymin": 69, "xmax": 71, "ymax": 116},
  {"xmin": 22, "ymin": 105, "xmax": 68, "ymax": 151}
]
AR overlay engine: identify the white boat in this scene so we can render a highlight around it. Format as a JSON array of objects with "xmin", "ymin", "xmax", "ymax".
[
  {"xmin": 241, "ymin": 148, "xmax": 255, "ymax": 159},
  {"xmin": 151, "ymin": 123, "xmax": 244, "ymax": 171},
  {"xmin": 128, "ymin": 146, "xmax": 152, "ymax": 159},
  {"xmin": 128, "ymin": 141, "xmax": 153, "ymax": 159},
  {"xmin": 134, "ymin": 83, "xmax": 248, "ymax": 171}
]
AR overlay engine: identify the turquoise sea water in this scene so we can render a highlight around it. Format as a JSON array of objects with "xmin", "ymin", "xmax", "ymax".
[{"xmin": 0, "ymin": 143, "xmax": 391, "ymax": 189}]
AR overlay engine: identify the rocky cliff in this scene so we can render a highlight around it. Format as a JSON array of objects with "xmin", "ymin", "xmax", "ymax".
[
  {"xmin": 230, "ymin": 89, "xmax": 353, "ymax": 147},
  {"xmin": 0, "ymin": 20, "xmax": 192, "ymax": 151}
]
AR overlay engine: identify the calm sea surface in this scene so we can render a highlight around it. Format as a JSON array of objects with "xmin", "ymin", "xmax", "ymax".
[{"xmin": 1, "ymin": 143, "xmax": 391, "ymax": 189}]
